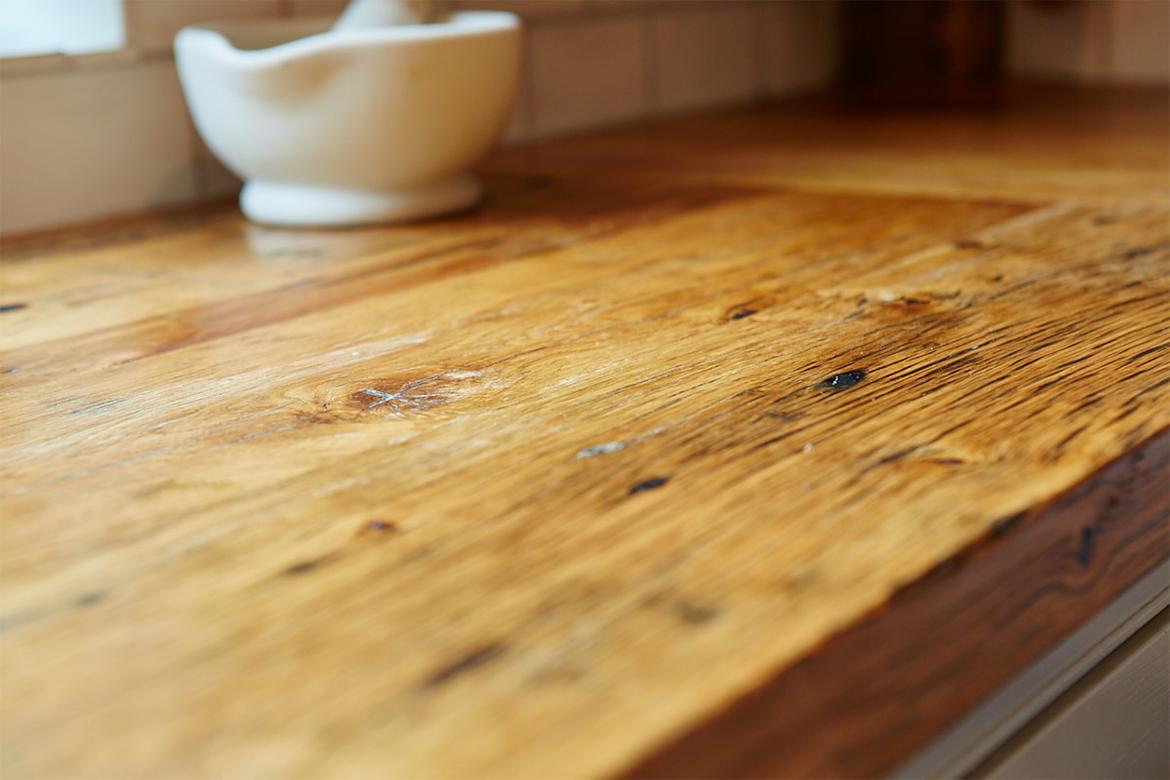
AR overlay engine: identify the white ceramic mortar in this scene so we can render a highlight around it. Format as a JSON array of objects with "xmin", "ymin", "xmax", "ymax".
[{"xmin": 175, "ymin": 12, "xmax": 521, "ymax": 227}]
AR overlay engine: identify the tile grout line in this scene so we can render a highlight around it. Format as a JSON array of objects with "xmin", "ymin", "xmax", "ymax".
[
  {"xmin": 752, "ymin": 2, "xmax": 768, "ymax": 103},
  {"xmin": 640, "ymin": 11, "xmax": 659, "ymax": 118}
]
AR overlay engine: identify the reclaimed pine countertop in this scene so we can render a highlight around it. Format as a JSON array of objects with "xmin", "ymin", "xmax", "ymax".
[{"xmin": 1, "ymin": 87, "xmax": 1168, "ymax": 779}]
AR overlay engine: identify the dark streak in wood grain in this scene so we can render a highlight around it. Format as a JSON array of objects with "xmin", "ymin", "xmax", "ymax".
[
  {"xmin": 359, "ymin": 520, "xmax": 399, "ymax": 536},
  {"xmin": 73, "ymin": 591, "xmax": 107, "ymax": 607},
  {"xmin": 672, "ymin": 601, "xmax": 721, "ymax": 625},
  {"xmin": 725, "ymin": 305, "xmax": 759, "ymax": 321},
  {"xmin": 1121, "ymin": 242, "xmax": 1167, "ymax": 260},
  {"xmin": 422, "ymin": 642, "xmax": 508, "ymax": 689},
  {"xmin": 1, "ymin": 590, "xmax": 110, "ymax": 633},
  {"xmin": 281, "ymin": 550, "xmax": 346, "ymax": 578},
  {"xmin": 284, "ymin": 560, "xmax": 323, "ymax": 576},
  {"xmin": 1129, "ymin": 343, "xmax": 1168, "ymax": 362},
  {"xmin": 1076, "ymin": 525, "xmax": 1101, "ymax": 566}
]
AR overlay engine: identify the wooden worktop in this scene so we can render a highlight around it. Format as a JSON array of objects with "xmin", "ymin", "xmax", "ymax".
[{"xmin": 2, "ymin": 87, "xmax": 1167, "ymax": 779}]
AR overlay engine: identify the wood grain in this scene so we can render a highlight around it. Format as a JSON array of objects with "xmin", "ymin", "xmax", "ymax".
[{"xmin": 1, "ymin": 87, "xmax": 1167, "ymax": 779}]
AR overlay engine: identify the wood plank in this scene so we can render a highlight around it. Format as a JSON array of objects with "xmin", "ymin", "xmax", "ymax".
[{"xmin": 1, "ymin": 88, "xmax": 1167, "ymax": 779}]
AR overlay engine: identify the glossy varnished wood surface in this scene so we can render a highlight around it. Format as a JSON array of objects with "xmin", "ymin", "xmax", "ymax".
[{"xmin": 2, "ymin": 88, "xmax": 1168, "ymax": 779}]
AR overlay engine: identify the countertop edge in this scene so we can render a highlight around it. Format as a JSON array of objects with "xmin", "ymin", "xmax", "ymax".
[{"xmin": 619, "ymin": 428, "xmax": 1170, "ymax": 779}]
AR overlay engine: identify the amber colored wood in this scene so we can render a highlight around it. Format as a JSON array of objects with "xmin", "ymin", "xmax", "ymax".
[{"xmin": 1, "ymin": 87, "xmax": 1167, "ymax": 779}]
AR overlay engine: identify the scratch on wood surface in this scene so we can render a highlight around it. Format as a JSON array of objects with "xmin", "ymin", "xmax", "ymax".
[
  {"xmin": 577, "ymin": 441, "xmax": 629, "ymax": 459},
  {"xmin": 354, "ymin": 370, "xmax": 470, "ymax": 414}
]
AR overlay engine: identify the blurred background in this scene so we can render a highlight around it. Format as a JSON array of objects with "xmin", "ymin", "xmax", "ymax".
[{"xmin": 1, "ymin": 0, "xmax": 1167, "ymax": 235}]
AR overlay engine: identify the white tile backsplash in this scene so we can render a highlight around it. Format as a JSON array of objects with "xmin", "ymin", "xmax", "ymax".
[
  {"xmin": 763, "ymin": 0, "xmax": 837, "ymax": 96},
  {"xmin": 499, "ymin": 28, "xmax": 538, "ymax": 145},
  {"xmin": 530, "ymin": 14, "xmax": 649, "ymax": 137},
  {"xmin": 650, "ymin": 5, "xmax": 759, "ymax": 115},
  {"xmin": 452, "ymin": 0, "xmax": 592, "ymax": 19},
  {"xmin": 1006, "ymin": 0, "xmax": 1099, "ymax": 81},
  {"xmin": 1005, "ymin": 0, "xmax": 1170, "ymax": 85},
  {"xmin": 0, "ymin": 60, "xmax": 198, "ymax": 234},
  {"xmin": 124, "ymin": 0, "xmax": 283, "ymax": 53},
  {"xmin": 287, "ymin": 0, "xmax": 349, "ymax": 17},
  {"xmin": 1111, "ymin": 0, "xmax": 1170, "ymax": 84}
]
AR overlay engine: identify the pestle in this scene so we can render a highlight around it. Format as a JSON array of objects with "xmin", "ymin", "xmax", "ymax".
[{"xmin": 332, "ymin": 0, "xmax": 436, "ymax": 30}]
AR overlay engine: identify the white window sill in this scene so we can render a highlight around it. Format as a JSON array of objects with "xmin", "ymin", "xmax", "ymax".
[{"xmin": 0, "ymin": 47, "xmax": 170, "ymax": 79}]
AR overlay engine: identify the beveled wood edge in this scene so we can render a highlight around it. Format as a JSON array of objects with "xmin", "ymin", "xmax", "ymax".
[{"xmin": 618, "ymin": 428, "xmax": 1170, "ymax": 779}]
